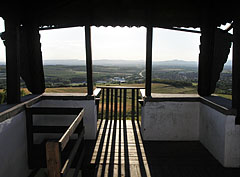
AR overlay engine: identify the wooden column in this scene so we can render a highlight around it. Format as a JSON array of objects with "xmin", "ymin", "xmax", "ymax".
[
  {"xmin": 85, "ymin": 25, "xmax": 93, "ymax": 95},
  {"xmin": 232, "ymin": 19, "xmax": 240, "ymax": 124},
  {"xmin": 4, "ymin": 18, "xmax": 20, "ymax": 104},
  {"xmin": 198, "ymin": 22, "xmax": 216, "ymax": 96},
  {"xmin": 145, "ymin": 26, "xmax": 153, "ymax": 97}
]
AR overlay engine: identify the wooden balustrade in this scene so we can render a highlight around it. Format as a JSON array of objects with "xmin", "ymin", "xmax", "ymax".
[
  {"xmin": 97, "ymin": 86, "xmax": 144, "ymax": 121},
  {"xmin": 25, "ymin": 106, "xmax": 85, "ymax": 177}
]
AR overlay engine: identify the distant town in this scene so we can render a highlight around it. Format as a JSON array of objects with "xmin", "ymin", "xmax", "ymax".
[{"xmin": 0, "ymin": 59, "xmax": 232, "ymax": 102}]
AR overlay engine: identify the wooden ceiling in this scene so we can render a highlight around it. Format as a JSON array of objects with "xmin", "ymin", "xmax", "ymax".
[{"xmin": 0, "ymin": 0, "xmax": 236, "ymax": 28}]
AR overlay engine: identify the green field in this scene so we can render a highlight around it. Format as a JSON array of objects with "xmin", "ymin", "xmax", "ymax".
[
  {"xmin": 0, "ymin": 64, "xmax": 232, "ymax": 104},
  {"xmin": 21, "ymin": 82, "xmax": 230, "ymax": 99}
]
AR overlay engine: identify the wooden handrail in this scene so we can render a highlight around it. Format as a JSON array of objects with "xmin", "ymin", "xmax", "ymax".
[
  {"xmin": 61, "ymin": 128, "xmax": 85, "ymax": 176},
  {"xmin": 59, "ymin": 109, "xmax": 84, "ymax": 151},
  {"xmin": 97, "ymin": 86, "xmax": 144, "ymax": 89},
  {"xmin": 25, "ymin": 106, "xmax": 85, "ymax": 177}
]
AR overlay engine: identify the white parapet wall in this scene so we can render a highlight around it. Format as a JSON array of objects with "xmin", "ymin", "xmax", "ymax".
[
  {"xmin": 141, "ymin": 94, "xmax": 240, "ymax": 168},
  {"xmin": 0, "ymin": 93, "xmax": 98, "ymax": 177},
  {"xmin": 0, "ymin": 112, "xmax": 30, "ymax": 177},
  {"xmin": 199, "ymin": 103, "xmax": 240, "ymax": 167},
  {"xmin": 141, "ymin": 101, "xmax": 200, "ymax": 140}
]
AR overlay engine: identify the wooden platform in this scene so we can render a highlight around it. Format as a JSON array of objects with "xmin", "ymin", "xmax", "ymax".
[{"xmin": 83, "ymin": 119, "xmax": 240, "ymax": 177}]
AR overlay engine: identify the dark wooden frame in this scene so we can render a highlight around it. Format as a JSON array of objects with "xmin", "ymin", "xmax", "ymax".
[
  {"xmin": 145, "ymin": 26, "xmax": 153, "ymax": 97},
  {"xmin": 232, "ymin": 19, "xmax": 240, "ymax": 124},
  {"xmin": 5, "ymin": 18, "xmax": 21, "ymax": 104},
  {"xmin": 85, "ymin": 25, "xmax": 93, "ymax": 96},
  {"xmin": 25, "ymin": 106, "xmax": 85, "ymax": 177}
]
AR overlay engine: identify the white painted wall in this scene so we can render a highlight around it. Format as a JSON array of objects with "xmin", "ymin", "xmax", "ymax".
[
  {"xmin": 199, "ymin": 104, "xmax": 226, "ymax": 165},
  {"xmin": 224, "ymin": 115, "xmax": 240, "ymax": 167},
  {"xmin": 33, "ymin": 99, "xmax": 97, "ymax": 140},
  {"xmin": 141, "ymin": 101, "xmax": 200, "ymax": 141},
  {"xmin": 0, "ymin": 112, "xmax": 30, "ymax": 177},
  {"xmin": 0, "ymin": 98, "xmax": 97, "ymax": 177},
  {"xmin": 199, "ymin": 104, "xmax": 240, "ymax": 167},
  {"xmin": 142, "ymin": 100, "xmax": 240, "ymax": 168}
]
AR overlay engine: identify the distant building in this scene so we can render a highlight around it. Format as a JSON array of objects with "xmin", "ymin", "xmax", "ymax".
[
  {"xmin": 96, "ymin": 81, "xmax": 107, "ymax": 84},
  {"xmin": 112, "ymin": 77, "xmax": 126, "ymax": 83}
]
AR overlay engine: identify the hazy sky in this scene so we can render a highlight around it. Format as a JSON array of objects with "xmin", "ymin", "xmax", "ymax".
[
  {"xmin": 0, "ymin": 17, "xmax": 202, "ymax": 62},
  {"xmin": 39, "ymin": 26, "xmax": 201, "ymax": 62}
]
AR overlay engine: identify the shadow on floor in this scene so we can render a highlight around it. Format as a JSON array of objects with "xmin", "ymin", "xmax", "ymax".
[{"xmin": 83, "ymin": 119, "xmax": 240, "ymax": 177}]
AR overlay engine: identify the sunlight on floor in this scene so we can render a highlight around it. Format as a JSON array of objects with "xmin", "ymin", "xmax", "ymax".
[{"xmin": 91, "ymin": 120, "xmax": 151, "ymax": 176}]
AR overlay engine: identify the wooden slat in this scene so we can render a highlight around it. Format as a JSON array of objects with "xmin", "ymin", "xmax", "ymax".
[
  {"xmin": 27, "ymin": 107, "xmax": 83, "ymax": 115},
  {"xmin": 114, "ymin": 89, "xmax": 118, "ymax": 120},
  {"xmin": 46, "ymin": 141, "xmax": 61, "ymax": 177},
  {"xmin": 145, "ymin": 26, "xmax": 153, "ymax": 97},
  {"xmin": 110, "ymin": 89, "xmax": 114, "ymax": 120},
  {"xmin": 137, "ymin": 89, "xmax": 139, "ymax": 122},
  {"xmin": 59, "ymin": 109, "xmax": 84, "ymax": 151},
  {"xmin": 73, "ymin": 144, "xmax": 85, "ymax": 177},
  {"xmin": 101, "ymin": 88, "xmax": 105, "ymax": 120},
  {"xmin": 132, "ymin": 89, "xmax": 135, "ymax": 121},
  {"xmin": 33, "ymin": 125, "xmax": 68, "ymax": 133},
  {"xmin": 119, "ymin": 89, "xmax": 122, "ymax": 120},
  {"xmin": 123, "ymin": 89, "xmax": 127, "ymax": 121},
  {"xmin": 106, "ymin": 88, "xmax": 110, "ymax": 120},
  {"xmin": 25, "ymin": 108, "xmax": 34, "ymax": 168},
  {"xmin": 61, "ymin": 128, "xmax": 85, "ymax": 177},
  {"xmin": 97, "ymin": 86, "xmax": 144, "ymax": 89},
  {"xmin": 95, "ymin": 98, "xmax": 100, "ymax": 117}
]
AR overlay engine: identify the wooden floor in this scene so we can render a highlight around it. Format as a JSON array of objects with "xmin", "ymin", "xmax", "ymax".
[{"xmin": 82, "ymin": 119, "xmax": 240, "ymax": 177}]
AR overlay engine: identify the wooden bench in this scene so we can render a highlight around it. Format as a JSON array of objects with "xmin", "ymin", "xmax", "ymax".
[{"xmin": 25, "ymin": 106, "xmax": 85, "ymax": 177}]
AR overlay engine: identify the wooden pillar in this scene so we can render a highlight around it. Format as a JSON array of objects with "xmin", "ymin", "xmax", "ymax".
[
  {"xmin": 145, "ymin": 26, "xmax": 153, "ymax": 97},
  {"xmin": 4, "ymin": 18, "xmax": 20, "ymax": 104},
  {"xmin": 198, "ymin": 21, "xmax": 216, "ymax": 96},
  {"xmin": 232, "ymin": 19, "xmax": 240, "ymax": 124},
  {"xmin": 85, "ymin": 25, "xmax": 93, "ymax": 95}
]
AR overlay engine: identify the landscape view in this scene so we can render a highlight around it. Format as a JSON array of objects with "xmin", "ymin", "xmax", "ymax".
[{"xmin": 0, "ymin": 59, "xmax": 232, "ymax": 104}]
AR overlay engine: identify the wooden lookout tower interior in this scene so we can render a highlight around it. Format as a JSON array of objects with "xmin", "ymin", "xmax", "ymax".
[{"xmin": 1, "ymin": 1, "xmax": 240, "ymax": 177}]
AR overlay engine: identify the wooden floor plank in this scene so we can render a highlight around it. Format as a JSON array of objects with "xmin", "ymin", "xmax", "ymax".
[{"xmin": 83, "ymin": 119, "xmax": 240, "ymax": 177}]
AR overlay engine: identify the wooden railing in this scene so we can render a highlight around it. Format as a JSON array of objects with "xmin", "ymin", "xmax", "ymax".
[
  {"xmin": 97, "ymin": 86, "xmax": 144, "ymax": 121},
  {"xmin": 25, "ymin": 106, "xmax": 85, "ymax": 177}
]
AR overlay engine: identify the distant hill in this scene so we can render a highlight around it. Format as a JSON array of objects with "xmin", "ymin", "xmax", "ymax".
[
  {"xmin": 43, "ymin": 59, "xmax": 144, "ymax": 66},
  {"xmin": 43, "ymin": 59, "xmax": 233, "ymax": 67},
  {"xmin": 0, "ymin": 59, "xmax": 232, "ymax": 67},
  {"xmin": 154, "ymin": 59, "xmax": 197, "ymax": 67},
  {"xmin": 43, "ymin": 59, "xmax": 199, "ymax": 67},
  {"xmin": 43, "ymin": 59, "xmax": 85, "ymax": 65}
]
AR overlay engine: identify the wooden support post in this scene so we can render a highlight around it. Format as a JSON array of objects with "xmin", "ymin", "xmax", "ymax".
[
  {"xmin": 232, "ymin": 19, "xmax": 240, "ymax": 124},
  {"xmin": 46, "ymin": 141, "xmax": 61, "ymax": 177},
  {"xmin": 4, "ymin": 18, "xmax": 20, "ymax": 104},
  {"xmin": 145, "ymin": 26, "xmax": 153, "ymax": 97},
  {"xmin": 85, "ymin": 25, "xmax": 93, "ymax": 95},
  {"xmin": 198, "ymin": 21, "xmax": 216, "ymax": 96}
]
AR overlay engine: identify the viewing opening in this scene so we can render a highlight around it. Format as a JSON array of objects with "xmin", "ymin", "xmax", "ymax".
[
  {"xmin": 40, "ymin": 27, "xmax": 87, "ymax": 93},
  {"xmin": 91, "ymin": 26, "xmax": 146, "ymax": 87},
  {"xmin": 151, "ymin": 28, "xmax": 200, "ymax": 94}
]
